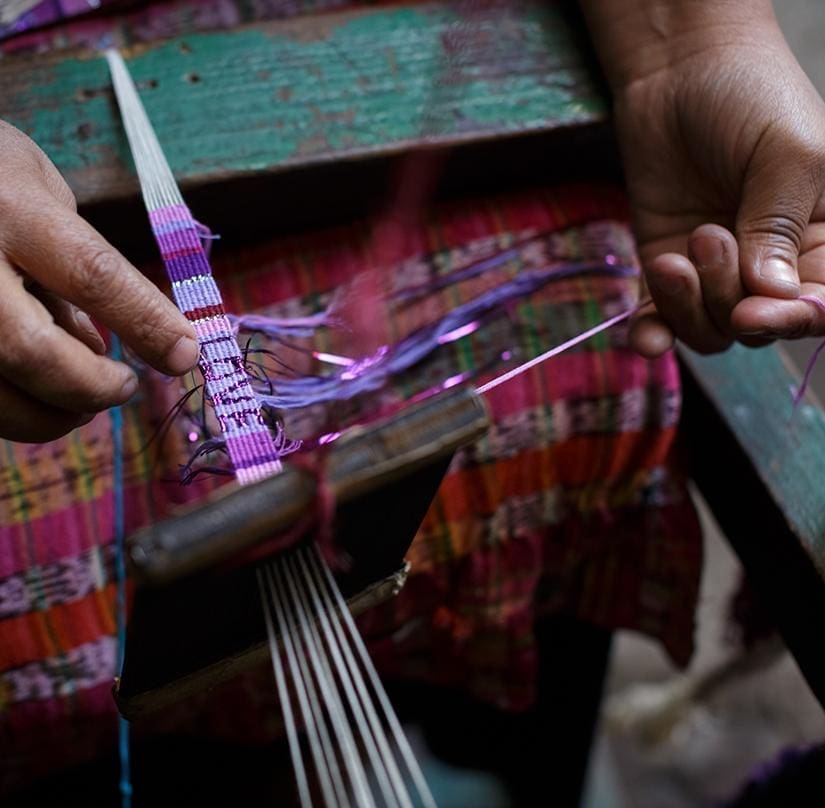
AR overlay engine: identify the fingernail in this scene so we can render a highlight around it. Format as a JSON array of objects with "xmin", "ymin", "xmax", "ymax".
[
  {"xmin": 740, "ymin": 330, "xmax": 770, "ymax": 337},
  {"xmin": 121, "ymin": 374, "xmax": 139, "ymax": 401},
  {"xmin": 649, "ymin": 271, "xmax": 685, "ymax": 296},
  {"xmin": 166, "ymin": 336, "xmax": 200, "ymax": 375},
  {"xmin": 75, "ymin": 311, "xmax": 106, "ymax": 353},
  {"xmin": 692, "ymin": 236, "xmax": 725, "ymax": 271},
  {"xmin": 75, "ymin": 310, "xmax": 94, "ymax": 331},
  {"xmin": 759, "ymin": 258, "xmax": 800, "ymax": 292}
]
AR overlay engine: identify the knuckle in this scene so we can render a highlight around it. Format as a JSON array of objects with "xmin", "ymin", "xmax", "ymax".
[
  {"xmin": 48, "ymin": 176, "xmax": 77, "ymax": 212},
  {"xmin": 741, "ymin": 213, "xmax": 806, "ymax": 257},
  {"xmin": 32, "ymin": 148, "xmax": 77, "ymax": 210},
  {"xmin": 0, "ymin": 180, "xmax": 27, "ymax": 222},
  {"xmin": 794, "ymin": 138, "xmax": 825, "ymax": 173},
  {"xmin": 69, "ymin": 245, "xmax": 125, "ymax": 304},
  {"xmin": 0, "ymin": 146, "xmax": 58, "ymax": 217}
]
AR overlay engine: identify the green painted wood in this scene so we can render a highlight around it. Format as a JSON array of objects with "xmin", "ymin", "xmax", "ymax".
[
  {"xmin": 0, "ymin": 1, "xmax": 607, "ymax": 205},
  {"xmin": 680, "ymin": 343, "xmax": 825, "ymax": 577}
]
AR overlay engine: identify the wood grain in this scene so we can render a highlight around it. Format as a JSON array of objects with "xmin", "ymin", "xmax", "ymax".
[
  {"xmin": 0, "ymin": 0, "xmax": 607, "ymax": 205},
  {"xmin": 681, "ymin": 344, "xmax": 825, "ymax": 702},
  {"xmin": 682, "ymin": 343, "xmax": 825, "ymax": 571}
]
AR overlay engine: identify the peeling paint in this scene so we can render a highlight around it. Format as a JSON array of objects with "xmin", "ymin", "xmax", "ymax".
[{"xmin": 0, "ymin": 2, "xmax": 606, "ymax": 201}]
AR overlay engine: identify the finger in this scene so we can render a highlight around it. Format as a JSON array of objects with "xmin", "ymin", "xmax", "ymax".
[
  {"xmin": 628, "ymin": 302, "xmax": 675, "ymax": 358},
  {"xmin": 0, "ymin": 375, "xmax": 91, "ymax": 443},
  {"xmin": 0, "ymin": 262, "xmax": 139, "ymax": 413},
  {"xmin": 732, "ymin": 281, "xmax": 825, "ymax": 339},
  {"xmin": 689, "ymin": 224, "xmax": 743, "ymax": 335},
  {"xmin": 797, "ymin": 234, "xmax": 825, "ymax": 287},
  {"xmin": 736, "ymin": 152, "xmax": 824, "ymax": 298},
  {"xmin": 645, "ymin": 253, "xmax": 731, "ymax": 354},
  {"xmin": 0, "ymin": 120, "xmax": 78, "ymax": 213},
  {"xmin": 4, "ymin": 194, "xmax": 199, "ymax": 376},
  {"xmin": 29, "ymin": 287, "xmax": 106, "ymax": 355},
  {"xmin": 740, "ymin": 335, "xmax": 774, "ymax": 349}
]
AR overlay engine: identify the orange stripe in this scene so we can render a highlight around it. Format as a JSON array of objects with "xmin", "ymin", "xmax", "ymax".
[
  {"xmin": 423, "ymin": 428, "xmax": 677, "ymax": 527},
  {"xmin": 0, "ymin": 585, "xmax": 115, "ymax": 670}
]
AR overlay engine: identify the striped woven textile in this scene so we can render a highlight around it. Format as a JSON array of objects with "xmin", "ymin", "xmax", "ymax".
[
  {"xmin": 0, "ymin": 1, "xmax": 101, "ymax": 37},
  {"xmin": 150, "ymin": 203, "xmax": 284, "ymax": 484},
  {"xmin": 0, "ymin": 184, "xmax": 701, "ymax": 792}
]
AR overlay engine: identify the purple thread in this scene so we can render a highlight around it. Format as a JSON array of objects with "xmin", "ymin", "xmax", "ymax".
[
  {"xmin": 148, "ymin": 203, "xmax": 291, "ymax": 484},
  {"xmin": 180, "ymin": 255, "xmax": 637, "ymax": 479},
  {"xmin": 227, "ymin": 310, "xmax": 340, "ymax": 340},
  {"xmin": 793, "ymin": 294, "xmax": 825, "ymax": 406},
  {"xmin": 243, "ymin": 261, "xmax": 636, "ymax": 410},
  {"xmin": 393, "ymin": 252, "xmax": 637, "ymax": 304},
  {"xmin": 477, "ymin": 301, "xmax": 645, "ymax": 395}
]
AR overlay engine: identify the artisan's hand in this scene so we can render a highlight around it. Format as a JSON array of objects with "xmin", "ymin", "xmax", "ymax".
[
  {"xmin": 0, "ymin": 122, "xmax": 199, "ymax": 442},
  {"xmin": 581, "ymin": 0, "xmax": 825, "ymax": 356}
]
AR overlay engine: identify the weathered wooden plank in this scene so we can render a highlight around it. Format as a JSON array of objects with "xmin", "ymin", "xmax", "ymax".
[
  {"xmin": 682, "ymin": 343, "xmax": 825, "ymax": 567},
  {"xmin": 0, "ymin": 0, "xmax": 607, "ymax": 205},
  {"xmin": 680, "ymin": 343, "xmax": 825, "ymax": 702}
]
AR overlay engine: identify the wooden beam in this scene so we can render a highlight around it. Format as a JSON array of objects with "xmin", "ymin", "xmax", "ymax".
[
  {"xmin": 680, "ymin": 343, "xmax": 825, "ymax": 702},
  {"xmin": 0, "ymin": 0, "xmax": 607, "ymax": 206}
]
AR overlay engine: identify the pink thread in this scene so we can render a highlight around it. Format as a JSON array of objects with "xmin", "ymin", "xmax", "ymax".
[
  {"xmin": 437, "ymin": 321, "xmax": 481, "ymax": 345},
  {"xmin": 183, "ymin": 295, "xmax": 649, "ymax": 477},
  {"xmin": 314, "ymin": 351, "xmax": 355, "ymax": 367},
  {"xmin": 476, "ymin": 299, "xmax": 649, "ymax": 395},
  {"xmin": 793, "ymin": 295, "xmax": 825, "ymax": 405}
]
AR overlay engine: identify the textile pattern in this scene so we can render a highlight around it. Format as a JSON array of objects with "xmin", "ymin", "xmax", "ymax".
[
  {"xmin": 0, "ymin": 184, "xmax": 701, "ymax": 790},
  {"xmin": 150, "ymin": 203, "xmax": 285, "ymax": 483}
]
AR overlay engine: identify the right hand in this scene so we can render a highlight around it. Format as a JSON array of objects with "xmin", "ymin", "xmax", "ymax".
[
  {"xmin": 0, "ymin": 121, "xmax": 199, "ymax": 442},
  {"xmin": 607, "ymin": 11, "xmax": 825, "ymax": 357}
]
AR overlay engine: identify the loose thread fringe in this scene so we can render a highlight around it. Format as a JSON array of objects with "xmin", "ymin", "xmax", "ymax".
[
  {"xmin": 173, "ymin": 256, "xmax": 637, "ymax": 482},
  {"xmin": 241, "ymin": 261, "xmax": 637, "ymax": 411}
]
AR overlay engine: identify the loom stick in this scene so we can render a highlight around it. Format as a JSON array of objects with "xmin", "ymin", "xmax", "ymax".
[
  {"xmin": 127, "ymin": 385, "xmax": 489, "ymax": 585},
  {"xmin": 126, "ymin": 290, "xmax": 640, "ymax": 587}
]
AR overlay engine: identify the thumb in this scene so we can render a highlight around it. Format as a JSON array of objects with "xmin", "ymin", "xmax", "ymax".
[{"xmin": 736, "ymin": 153, "xmax": 824, "ymax": 298}]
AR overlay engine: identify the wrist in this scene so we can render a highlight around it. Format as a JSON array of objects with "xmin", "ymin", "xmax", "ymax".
[{"xmin": 580, "ymin": 0, "xmax": 779, "ymax": 91}]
